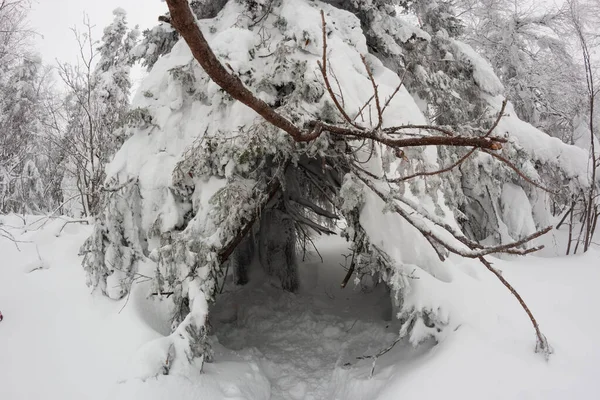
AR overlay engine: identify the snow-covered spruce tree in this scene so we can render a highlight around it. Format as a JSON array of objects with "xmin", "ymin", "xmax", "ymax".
[
  {"xmin": 80, "ymin": 0, "xmax": 586, "ymax": 375},
  {"xmin": 95, "ymin": 8, "xmax": 139, "ymax": 147},
  {"xmin": 442, "ymin": 0, "xmax": 598, "ymax": 249},
  {"xmin": 454, "ymin": 0, "xmax": 585, "ymax": 143},
  {"xmin": 321, "ymin": 1, "xmax": 515, "ymax": 244},
  {"xmin": 57, "ymin": 10, "xmax": 138, "ymax": 217},
  {"xmin": 0, "ymin": 0, "xmax": 33, "ymax": 70},
  {"xmin": 0, "ymin": 56, "xmax": 46, "ymax": 214},
  {"xmin": 369, "ymin": 0, "xmax": 592, "ymax": 245},
  {"xmin": 80, "ymin": 177, "xmax": 145, "ymax": 299},
  {"xmin": 131, "ymin": 0, "xmax": 228, "ymax": 70}
]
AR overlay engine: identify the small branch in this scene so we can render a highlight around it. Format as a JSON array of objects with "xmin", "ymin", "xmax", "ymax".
[
  {"xmin": 56, "ymin": 219, "xmax": 89, "ymax": 237},
  {"xmin": 289, "ymin": 207, "xmax": 337, "ymax": 235},
  {"xmin": 357, "ymin": 335, "xmax": 402, "ymax": 377},
  {"xmin": 353, "ymin": 94, "xmax": 375, "ymax": 122},
  {"xmin": 318, "ymin": 10, "xmax": 361, "ymax": 129},
  {"xmin": 296, "ymin": 223, "xmax": 324, "ymax": 262},
  {"xmin": 478, "ymin": 256, "xmax": 552, "ymax": 358},
  {"xmin": 556, "ymin": 202, "xmax": 575, "ymax": 230},
  {"xmin": 383, "ymin": 124, "xmax": 456, "ymax": 137},
  {"xmin": 289, "ymin": 195, "xmax": 339, "ymax": 220},
  {"xmin": 483, "ymin": 150, "xmax": 557, "ymax": 194},
  {"xmin": 360, "ymin": 54, "xmax": 383, "ymax": 129},
  {"xmin": 381, "ymin": 66, "xmax": 409, "ymax": 116},
  {"xmin": 340, "ymin": 250, "xmax": 356, "ymax": 288},
  {"xmin": 151, "ymin": 292, "xmax": 175, "ymax": 298},
  {"xmin": 346, "ymin": 319, "xmax": 358, "ymax": 332},
  {"xmin": 219, "ymin": 260, "xmax": 230, "ymax": 294},
  {"xmin": 485, "ymin": 99, "xmax": 508, "ymax": 137},
  {"xmin": 389, "ymin": 148, "xmax": 477, "ymax": 183},
  {"xmin": 0, "ymin": 227, "xmax": 22, "ymax": 250}
]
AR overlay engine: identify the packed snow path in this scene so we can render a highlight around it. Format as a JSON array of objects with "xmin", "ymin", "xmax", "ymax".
[{"xmin": 211, "ymin": 236, "xmax": 401, "ymax": 400}]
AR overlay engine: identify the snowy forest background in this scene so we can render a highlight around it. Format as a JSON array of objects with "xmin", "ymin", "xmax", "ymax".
[{"xmin": 1, "ymin": 0, "xmax": 600, "ymax": 399}]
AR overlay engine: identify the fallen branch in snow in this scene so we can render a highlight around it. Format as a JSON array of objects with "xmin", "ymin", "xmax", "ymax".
[
  {"xmin": 478, "ymin": 256, "xmax": 552, "ymax": 358},
  {"xmin": 346, "ymin": 319, "xmax": 358, "ymax": 333},
  {"xmin": 0, "ymin": 226, "xmax": 18, "ymax": 248},
  {"xmin": 0, "ymin": 223, "xmax": 33, "ymax": 251},
  {"xmin": 24, "ymin": 244, "xmax": 48, "ymax": 273},
  {"xmin": 56, "ymin": 219, "xmax": 89, "ymax": 237},
  {"xmin": 357, "ymin": 335, "xmax": 402, "ymax": 378},
  {"xmin": 356, "ymin": 173, "xmax": 553, "ymax": 357},
  {"xmin": 25, "ymin": 194, "xmax": 88, "ymax": 232}
]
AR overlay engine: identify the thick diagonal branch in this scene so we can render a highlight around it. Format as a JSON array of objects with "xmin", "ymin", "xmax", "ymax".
[{"xmin": 165, "ymin": 0, "xmax": 311, "ymax": 142}]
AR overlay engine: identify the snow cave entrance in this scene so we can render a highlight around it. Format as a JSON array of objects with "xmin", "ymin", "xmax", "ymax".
[{"xmin": 208, "ymin": 158, "xmax": 402, "ymax": 389}]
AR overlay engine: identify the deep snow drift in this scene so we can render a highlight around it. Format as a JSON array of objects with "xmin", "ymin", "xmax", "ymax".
[{"xmin": 1, "ymin": 215, "xmax": 599, "ymax": 399}]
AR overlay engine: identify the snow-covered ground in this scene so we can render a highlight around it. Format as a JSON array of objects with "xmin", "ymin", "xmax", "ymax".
[{"xmin": 1, "ymin": 215, "xmax": 599, "ymax": 399}]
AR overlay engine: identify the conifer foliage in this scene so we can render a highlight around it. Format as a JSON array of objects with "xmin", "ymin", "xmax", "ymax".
[
  {"xmin": 0, "ymin": 56, "xmax": 46, "ymax": 213},
  {"xmin": 76, "ymin": 0, "xmax": 600, "ymax": 376}
]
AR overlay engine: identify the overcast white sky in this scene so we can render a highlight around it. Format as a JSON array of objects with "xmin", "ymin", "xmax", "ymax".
[{"xmin": 29, "ymin": 0, "xmax": 166, "ymax": 65}]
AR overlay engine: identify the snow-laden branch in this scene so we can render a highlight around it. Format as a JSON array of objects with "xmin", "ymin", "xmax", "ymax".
[{"xmin": 164, "ymin": 0, "xmax": 507, "ymax": 151}]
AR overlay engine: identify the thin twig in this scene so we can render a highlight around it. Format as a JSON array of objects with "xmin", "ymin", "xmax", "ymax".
[
  {"xmin": 353, "ymin": 94, "xmax": 375, "ymax": 122},
  {"xmin": 318, "ymin": 10, "xmax": 361, "ymax": 129},
  {"xmin": 478, "ymin": 256, "xmax": 552, "ymax": 357},
  {"xmin": 389, "ymin": 148, "xmax": 477, "ymax": 183},
  {"xmin": 380, "ymin": 66, "xmax": 409, "ymax": 116},
  {"xmin": 360, "ymin": 54, "xmax": 383, "ymax": 129},
  {"xmin": 483, "ymin": 150, "xmax": 557, "ymax": 194},
  {"xmin": 357, "ymin": 335, "xmax": 402, "ymax": 377}
]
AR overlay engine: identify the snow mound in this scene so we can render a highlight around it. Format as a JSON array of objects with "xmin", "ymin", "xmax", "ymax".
[{"xmin": 2, "ymin": 218, "xmax": 600, "ymax": 399}]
